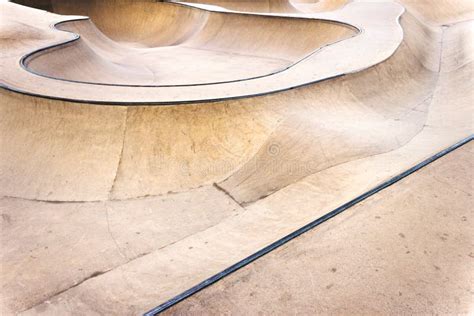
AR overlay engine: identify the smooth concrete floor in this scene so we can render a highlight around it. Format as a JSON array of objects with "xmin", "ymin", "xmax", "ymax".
[{"xmin": 165, "ymin": 142, "xmax": 474, "ymax": 315}]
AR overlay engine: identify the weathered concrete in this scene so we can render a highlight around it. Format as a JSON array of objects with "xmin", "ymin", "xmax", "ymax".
[
  {"xmin": 165, "ymin": 142, "xmax": 474, "ymax": 315},
  {"xmin": 1, "ymin": 0, "xmax": 473, "ymax": 314}
]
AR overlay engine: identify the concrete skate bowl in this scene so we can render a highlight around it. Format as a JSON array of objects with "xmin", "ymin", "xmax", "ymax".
[
  {"xmin": 1, "ymin": 0, "xmax": 473, "ymax": 315},
  {"xmin": 182, "ymin": 0, "xmax": 474, "ymax": 21},
  {"xmin": 180, "ymin": 0, "xmax": 349, "ymax": 13},
  {"xmin": 19, "ymin": 1, "xmax": 358, "ymax": 86}
]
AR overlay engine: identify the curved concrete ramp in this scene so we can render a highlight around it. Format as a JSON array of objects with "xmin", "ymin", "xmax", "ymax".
[
  {"xmin": 25, "ymin": 12, "xmax": 355, "ymax": 86},
  {"xmin": 173, "ymin": 0, "xmax": 348, "ymax": 13},
  {"xmin": 164, "ymin": 0, "xmax": 299, "ymax": 13},
  {"xmin": 1, "ymin": 0, "xmax": 473, "ymax": 314},
  {"xmin": 2, "ymin": 0, "xmax": 403, "ymax": 103}
]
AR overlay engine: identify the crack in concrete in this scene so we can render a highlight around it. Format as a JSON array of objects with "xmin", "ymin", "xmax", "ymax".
[
  {"xmin": 0, "ymin": 196, "xmax": 103, "ymax": 204},
  {"xmin": 0, "ymin": 185, "xmax": 206, "ymax": 204},
  {"xmin": 213, "ymin": 182, "xmax": 243, "ymax": 207},
  {"xmin": 105, "ymin": 203, "xmax": 129, "ymax": 260},
  {"xmin": 19, "ymin": 248, "xmax": 152, "ymax": 313},
  {"xmin": 18, "ymin": 269, "xmax": 112, "ymax": 313},
  {"xmin": 108, "ymin": 107, "xmax": 130, "ymax": 200},
  {"xmin": 438, "ymin": 26, "xmax": 446, "ymax": 73}
]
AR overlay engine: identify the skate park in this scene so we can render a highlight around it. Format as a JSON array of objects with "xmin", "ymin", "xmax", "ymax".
[{"xmin": 1, "ymin": 0, "xmax": 473, "ymax": 314}]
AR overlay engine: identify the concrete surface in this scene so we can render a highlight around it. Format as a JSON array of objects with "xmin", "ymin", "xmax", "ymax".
[
  {"xmin": 1, "ymin": 0, "xmax": 473, "ymax": 314},
  {"xmin": 165, "ymin": 142, "xmax": 474, "ymax": 315}
]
